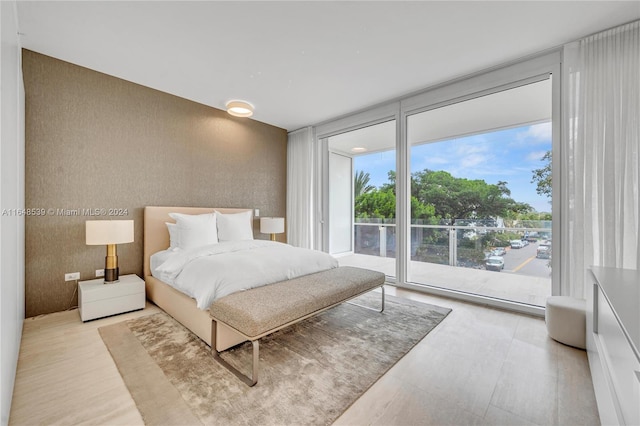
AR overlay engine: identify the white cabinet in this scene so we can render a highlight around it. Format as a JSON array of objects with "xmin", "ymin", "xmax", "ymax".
[
  {"xmin": 588, "ymin": 267, "xmax": 640, "ymax": 426},
  {"xmin": 78, "ymin": 274, "xmax": 145, "ymax": 322}
]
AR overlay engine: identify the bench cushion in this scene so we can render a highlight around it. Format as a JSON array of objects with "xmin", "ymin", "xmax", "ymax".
[{"xmin": 209, "ymin": 266, "xmax": 385, "ymax": 339}]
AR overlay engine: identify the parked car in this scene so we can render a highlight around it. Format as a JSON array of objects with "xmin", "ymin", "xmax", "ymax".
[
  {"xmin": 492, "ymin": 247, "xmax": 507, "ymax": 256},
  {"xmin": 536, "ymin": 246, "xmax": 551, "ymax": 259},
  {"xmin": 485, "ymin": 256, "xmax": 505, "ymax": 271},
  {"xmin": 510, "ymin": 240, "xmax": 524, "ymax": 249},
  {"xmin": 537, "ymin": 242, "xmax": 552, "ymax": 259}
]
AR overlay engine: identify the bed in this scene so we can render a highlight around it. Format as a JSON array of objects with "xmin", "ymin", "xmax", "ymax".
[
  {"xmin": 144, "ymin": 206, "xmax": 386, "ymax": 385},
  {"xmin": 143, "ymin": 206, "xmax": 342, "ymax": 351},
  {"xmin": 144, "ymin": 206, "xmax": 260, "ymax": 350}
]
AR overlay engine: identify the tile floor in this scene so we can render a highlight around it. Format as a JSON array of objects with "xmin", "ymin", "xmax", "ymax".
[{"xmin": 10, "ymin": 286, "xmax": 599, "ymax": 425}]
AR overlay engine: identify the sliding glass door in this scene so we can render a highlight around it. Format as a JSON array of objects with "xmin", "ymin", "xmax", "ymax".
[
  {"xmin": 317, "ymin": 52, "xmax": 560, "ymax": 313},
  {"xmin": 406, "ymin": 79, "xmax": 553, "ymax": 307},
  {"xmin": 326, "ymin": 120, "xmax": 397, "ymax": 278}
]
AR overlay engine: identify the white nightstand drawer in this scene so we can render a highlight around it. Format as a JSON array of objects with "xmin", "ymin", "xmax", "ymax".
[{"xmin": 79, "ymin": 274, "xmax": 145, "ymax": 321}]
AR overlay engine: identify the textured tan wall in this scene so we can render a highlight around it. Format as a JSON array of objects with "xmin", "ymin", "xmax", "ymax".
[{"xmin": 23, "ymin": 50, "xmax": 287, "ymax": 317}]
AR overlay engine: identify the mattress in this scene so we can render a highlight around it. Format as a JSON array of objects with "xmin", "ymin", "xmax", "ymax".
[{"xmin": 151, "ymin": 240, "xmax": 338, "ymax": 309}]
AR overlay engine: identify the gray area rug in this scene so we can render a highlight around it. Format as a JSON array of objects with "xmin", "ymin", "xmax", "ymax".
[{"xmin": 99, "ymin": 292, "xmax": 451, "ymax": 426}]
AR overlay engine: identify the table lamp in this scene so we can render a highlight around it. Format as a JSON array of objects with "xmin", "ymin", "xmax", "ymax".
[
  {"xmin": 260, "ymin": 217, "xmax": 285, "ymax": 241},
  {"xmin": 86, "ymin": 220, "xmax": 134, "ymax": 283}
]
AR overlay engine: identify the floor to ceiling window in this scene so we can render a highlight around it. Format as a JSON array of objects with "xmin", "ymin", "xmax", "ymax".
[
  {"xmin": 407, "ymin": 79, "xmax": 553, "ymax": 306},
  {"xmin": 327, "ymin": 120, "xmax": 397, "ymax": 278},
  {"xmin": 317, "ymin": 51, "xmax": 560, "ymax": 314}
]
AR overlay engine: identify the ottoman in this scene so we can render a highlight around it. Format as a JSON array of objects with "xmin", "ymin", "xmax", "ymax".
[{"xmin": 545, "ymin": 296, "xmax": 586, "ymax": 349}]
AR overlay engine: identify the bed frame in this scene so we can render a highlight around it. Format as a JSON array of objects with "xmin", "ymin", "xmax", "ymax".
[
  {"xmin": 144, "ymin": 206, "xmax": 386, "ymax": 386},
  {"xmin": 143, "ymin": 206, "xmax": 252, "ymax": 350}
]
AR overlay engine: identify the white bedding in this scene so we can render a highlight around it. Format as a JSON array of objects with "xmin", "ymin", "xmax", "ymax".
[
  {"xmin": 152, "ymin": 240, "xmax": 339, "ymax": 309},
  {"xmin": 150, "ymin": 248, "xmax": 179, "ymax": 272}
]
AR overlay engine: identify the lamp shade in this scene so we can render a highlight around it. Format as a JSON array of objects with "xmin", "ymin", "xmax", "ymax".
[
  {"xmin": 86, "ymin": 220, "xmax": 134, "ymax": 245},
  {"xmin": 260, "ymin": 217, "xmax": 284, "ymax": 234}
]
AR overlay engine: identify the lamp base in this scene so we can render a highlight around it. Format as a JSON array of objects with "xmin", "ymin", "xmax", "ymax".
[
  {"xmin": 104, "ymin": 244, "xmax": 119, "ymax": 284},
  {"xmin": 104, "ymin": 267, "xmax": 119, "ymax": 284},
  {"xmin": 270, "ymin": 233, "xmax": 277, "ymax": 241}
]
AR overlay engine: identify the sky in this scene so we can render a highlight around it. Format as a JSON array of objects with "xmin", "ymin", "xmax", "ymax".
[{"xmin": 354, "ymin": 122, "xmax": 552, "ymax": 213}]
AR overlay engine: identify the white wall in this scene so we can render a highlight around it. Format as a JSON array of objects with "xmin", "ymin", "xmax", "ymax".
[
  {"xmin": 0, "ymin": 1, "xmax": 25, "ymax": 424},
  {"xmin": 328, "ymin": 152, "xmax": 352, "ymax": 255}
]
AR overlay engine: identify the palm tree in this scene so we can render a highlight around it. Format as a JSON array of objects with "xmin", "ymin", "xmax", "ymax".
[{"xmin": 354, "ymin": 170, "xmax": 375, "ymax": 197}]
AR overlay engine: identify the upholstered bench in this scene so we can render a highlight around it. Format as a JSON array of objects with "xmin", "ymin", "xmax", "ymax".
[
  {"xmin": 209, "ymin": 266, "xmax": 386, "ymax": 386},
  {"xmin": 545, "ymin": 296, "xmax": 586, "ymax": 349}
]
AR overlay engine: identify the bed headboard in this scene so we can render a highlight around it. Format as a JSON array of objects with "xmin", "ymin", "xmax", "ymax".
[{"xmin": 143, "ymin": 206, "xmax": 254, "ymax": 277}]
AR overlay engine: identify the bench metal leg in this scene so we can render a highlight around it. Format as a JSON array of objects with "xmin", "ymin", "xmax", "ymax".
[
  {"xmin": 347, "ymin": 286, "xmax": 385, "ymax": 313},
  {"xmin": 211, "ymin": 320, "xmax": 259, "ymax": 386}
]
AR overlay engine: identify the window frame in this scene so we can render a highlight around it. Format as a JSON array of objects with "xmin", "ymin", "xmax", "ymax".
[{"xmin": 314, "ymin": 50, "xmax": 562, "ymax": 316}]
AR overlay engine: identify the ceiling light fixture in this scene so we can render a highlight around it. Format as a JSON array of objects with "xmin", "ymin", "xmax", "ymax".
[
  {"xmin": 351, "ymin": 147, "xmax": 367, "ymax": 153},
  {"xmin": 226, "ymin": 100, "xmax": 254, "ymax": 118}
]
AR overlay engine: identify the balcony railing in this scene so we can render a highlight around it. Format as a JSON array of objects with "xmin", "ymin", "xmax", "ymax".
[
  {"xmin": 354, "ymin": 220, "xmax": 552, "ymax": 270},
  {"xmin": 348, "ymin": 219, "xmax": 552, "ymax": 307}
]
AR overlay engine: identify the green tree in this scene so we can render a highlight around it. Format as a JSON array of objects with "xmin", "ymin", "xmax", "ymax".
[
  {"xmin": 354, "ymin": 189, "xmax": 396, "ymax": 219},
  {"xmin": 531, "ymin": 150, "xmax": 552, "ymax": 198},
  {"xmin": 411, "ymin": 169, "xmax": 531, "ymax": 224},
  {"xmin": 517, "ymin": 211, "xmax": 552, "ymax": 221},
  {"xmin": 354, "ymin": 188, "xmax": 436, "ymax": 220},
  {"xmin": 380, "ymin": 170, "xmax": 396, "ymax": 194},
  {"xmin": 355, "ymin": 168, "xmax": 528, "ymax": 223},
  {"xmin": 354, "ymin": 170, "xmax": 375, "ymax": 197},
  {"xmin": 411, "ymin": 196, "xmax": 437, "ymax": 221}
]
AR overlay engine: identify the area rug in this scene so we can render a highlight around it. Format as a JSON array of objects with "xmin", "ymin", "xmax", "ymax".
[{"xmin": 99, "ymin": 292, "xmax": 451, "ymax": 426}]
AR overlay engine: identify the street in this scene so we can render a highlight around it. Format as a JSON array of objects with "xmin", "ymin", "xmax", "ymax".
[{"xmin": 500, "ymin": 242, "xmax": 552, "ymax": 278}]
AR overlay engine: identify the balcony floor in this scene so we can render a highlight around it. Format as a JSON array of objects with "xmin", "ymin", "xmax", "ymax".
[{"xmin": 336, "ymin": 253, "xmax": 551, "ymax": 307}]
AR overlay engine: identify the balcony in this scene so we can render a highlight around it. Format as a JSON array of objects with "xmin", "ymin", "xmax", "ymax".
[{"xmin": 335, "ymin": 221, "xmax": 552, "ymax": 307}]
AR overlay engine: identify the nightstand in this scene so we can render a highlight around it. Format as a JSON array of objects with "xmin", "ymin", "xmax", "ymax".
[{"xmin": 78, "ymin": 274, "xmax": 145, "ymax": 321}]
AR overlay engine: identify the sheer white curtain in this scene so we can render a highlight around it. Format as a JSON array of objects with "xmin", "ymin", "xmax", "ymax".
[
  {"xmin": 286, "ymin": 127, "xmax": 315, "ymax": 248},
  {"xmin": 562, "ymin": 20, "xmax": 640, "ymax": 298}
]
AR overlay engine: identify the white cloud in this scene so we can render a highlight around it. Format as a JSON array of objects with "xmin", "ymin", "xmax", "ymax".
[
  {"xmin": 427, "ymin": 156, "xmax": 449, "ymax": 165},
  {"xmin": 455, "ymin": 143, "xmax": 488, "ymax": 156},
  {"xmin": 526, "ymin": 150, "xmax": 548, "ymax": 162},
  {"xmin": 517, "ymin": 122, "xmax": 552, "ymax": 143},
  {"xmin": 460, "ymin": 153, "xmax": 492, "ymax": 169}
]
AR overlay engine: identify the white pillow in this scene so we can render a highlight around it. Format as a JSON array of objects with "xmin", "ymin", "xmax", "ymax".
[
  {"xmin": 168, "ymin": 212, "xmax": 218, "ymax": 249},
  {"xmin": 215, "ymin": 210, "xmax": 253, "ymax": 241},
  {"xmin": 165, "ymin": 222, "xmax": 178, "ymax": 249}
]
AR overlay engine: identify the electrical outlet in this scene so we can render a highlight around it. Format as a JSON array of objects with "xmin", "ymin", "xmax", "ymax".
[
  {"xmin": 254, "ymin": 209, "xmax": 259, "ymax": 217},
  {"xmin": 65, "ymin": 272, "xmax": 80, "ymax": 281},
  {"xmin": 96, "ymin": 269, "xmax": 104, "ymax": 278}
]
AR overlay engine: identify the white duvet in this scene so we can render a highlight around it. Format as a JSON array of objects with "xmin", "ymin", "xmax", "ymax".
[{"xmin": 153, "ymin": 240, "xmax": 339, "ymax": 309}]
